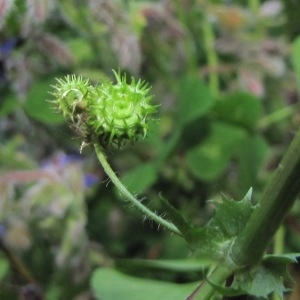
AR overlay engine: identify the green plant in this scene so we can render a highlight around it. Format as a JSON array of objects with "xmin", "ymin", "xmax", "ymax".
[
  {"xmin": 50, "ymin": 70, "xmax": 300, "ymax": 300},
  {"xmin": 1, "ymin": 1, "xmax": 300, "ymax": 299}
]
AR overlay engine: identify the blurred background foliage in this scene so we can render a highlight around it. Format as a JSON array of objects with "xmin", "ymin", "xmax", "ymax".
[{"xmin": 1, "ymin": 0, "xmax": 300, "ymax": 299}]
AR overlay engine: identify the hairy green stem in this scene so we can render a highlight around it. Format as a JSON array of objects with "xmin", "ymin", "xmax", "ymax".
[
  {"xmin": 258, "ymin": 105, "xmax": 296, "ymax": 129},
  {"xmin": 93, "ymin": 142, "xmax": 182, "ymax": 236},
  {"xmin": 231, "ymin": 127, "xmax": 300, "ymax": 266},
  {"xmin": 191, "ymin": 127, "xmax": 300, "ymax": 299}
]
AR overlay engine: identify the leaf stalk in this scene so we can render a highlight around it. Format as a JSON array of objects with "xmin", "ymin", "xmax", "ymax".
[{"xmin": 93, "ymin": 142, "xmax": 182, "ymax": 236}]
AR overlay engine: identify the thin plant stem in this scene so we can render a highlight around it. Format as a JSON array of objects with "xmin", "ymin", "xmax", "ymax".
[
  {"xmin": 258, "ymin": 105, "xmax": 296, "ymax": 130},
  {"xmin": 0, "ymin": 239, "xmax": 36, "ymax": 284},
  {"xmin": 202, "ymin": 15, "xmax": 219, "ymax": 98},
  {"xmin": 274, "ymin": 225, "xmax": 285, "ymax": 255},
  {"xmin": 273, "ymin": 226, "xmax": 285, "ymax": 300},
  {"xmin": 93, "ymin": 142, "xmax": 182, "ymax": 236}
]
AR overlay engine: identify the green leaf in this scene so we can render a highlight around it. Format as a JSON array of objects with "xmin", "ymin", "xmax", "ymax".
[
  {"xmin": 230, "ymin": 253, "xmax": 299, "ymax": 299},
  {"xmin": 234, "ymin": 267, "xmax": 285, "ymax": 299},
  {"xmin": 188, "ymin": 189, "xmax": 257, "ymax": 257},
  {"xmin": 141, "ymin": 121, "xmax": 164, "ymax": 155},
  {"xmin": 116, "ymin": 258, "xmax": 212, "ymax": 273},
  {"xmin": 261, "ymin": 253, "xmax": 299, "ymax": 282},
  {"xmin": 0, "ymin": 94, "xmax": 18, "ymax": 117},
  {"xmin": 186, "ymin": 122, "xmax": 246, "ymax": 181},
  {"xmin": 235, "ymin": 135, "xmax": 268, "ymax": 194},
  {"xmin": 210, "ymin": 189, "xmax": 255, "ymax": 238},
  {"xmin": 207, "ymin": 254, "xmax": 299, "ymax": 299},
  {"xmin": 91, "ymin": 268, "xmax": 199, "ymax": 300},
  {"xmin": 23, "ymin": 78, "xmax": 64, "ymax": 124},
  {"xmin": 155, "ymin": 128, "xmax": 181, "ymax": 167},
  {"xmin": 121, "ymin": 163, "xmax": 158, "ymax": 193},
  {"xmin": 177, "ymin": 75, "xmax": 213, "ymax": 126},
  {"xmin": 213, "ymin": 92, "xmax": 262, "ymax": 130}
]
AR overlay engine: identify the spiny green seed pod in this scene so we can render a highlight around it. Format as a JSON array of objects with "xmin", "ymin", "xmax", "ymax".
[
  {"xmin": 87, "ymin": 71, "xmax": 157, "ymax": 147},
  {"xmin": 51, "ymin": 75, "xmax": 91, "ymax": 121},
  {"xmin": 50, "ymin": 70, "xmax": 157, "ymax": 148}
]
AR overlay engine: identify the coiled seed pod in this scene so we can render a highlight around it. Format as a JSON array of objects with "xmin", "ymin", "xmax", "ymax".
[
  {"xmin": 87, "ymin": 71, "xmax": 157, "ymax": 147},
  {"xmin": 51, "ymin": 75, "xmax": 90, "ymax": 120}
]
